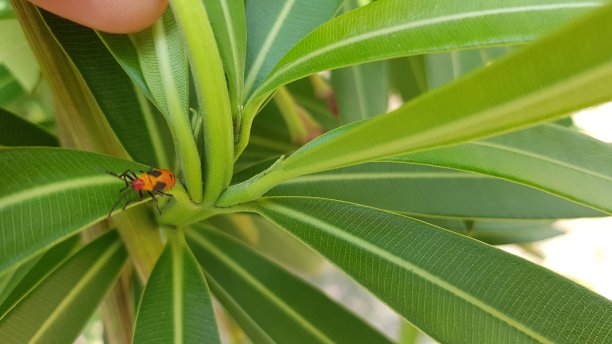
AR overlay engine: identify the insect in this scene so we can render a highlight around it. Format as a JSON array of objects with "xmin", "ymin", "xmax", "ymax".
[{"xmin": 105, "ymin": 165, "xmax": 176, "ymax": 218}]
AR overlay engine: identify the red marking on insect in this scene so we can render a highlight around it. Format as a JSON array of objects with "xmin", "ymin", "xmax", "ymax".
[{"xmin": 103, "ymin": 164, "xmax": 176, "ymax": 218}]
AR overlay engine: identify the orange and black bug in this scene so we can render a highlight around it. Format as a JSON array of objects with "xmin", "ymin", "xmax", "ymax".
[{"xmin": 105, "ymin": 165, "xmax": 176, "ymax": 218}]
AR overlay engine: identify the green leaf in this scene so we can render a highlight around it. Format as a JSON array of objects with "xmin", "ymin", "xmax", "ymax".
[
  {"xmin": 253, "ymin": 197, "xmax": 612, "ymax": 343},
  {"xmin": 267, "ymin": 162, "xmax": 602, "ymax": 220},
  {"xmin": 331, "ymin": 61, "xmax": 388, "ymax": 123},
  {"xmin": 389, "ymin": 56, "xmax": 427, "ymax": 102},
  {"xmin": 244, "ymin": 0, "xmax": 342, "ymax": 97},
  {"xmin": 133, "ymin": 8, "xmax": 204, "ymax": 202},
  {"xmin": 188, "ymin": 225, "xmax": 392, "ymax": 344},
  {"xmin": 0, "ymin": 148, "xmax": 147, "ymax": 273},
  {"xmin": 330, "ymin": 0, "xmax": 388, "ymax": 124},
  {"xmin": 133, "ymin": 9, "xmax": 189, "ymax": 119},
  {"xmin": 0, "ymin": 107, "xmax": 57, "ymax": 146},
  {"xmin": 0, "ymin": 64, "xmax": 24, "ymax": 106},
  {"xmin": 0, "ymin": 253, "xmax": 41, "ymax": 308},
  {"xmin": 203, "ymin": 0, "xmax": 246, "ymax": 116},
  {"xmin": 426, "ymin": 47, "xmax": 511, "ymax": 89},
  {"xmin": 40, "ymin": 12, "xmax": 172, "ymax": 166},
  {"xmin": 393, "ymin": 124, "xmax": 612, "ymax": 214},
  {"xmin": 253, "ymin": 0, "xmax": 602, "ymax": 100},
  {"xmin": 0, "ymin": 235, "xmax": 80, "ymax": 316},
  {"xmin": 0, "ymin": 19, "xmax": 38, "ymax": 91},
  {"xmin": 218, "ymin": 4, "xmax": 612, "ymax": 206},
  {"xmin": 205, "ymin": 213, "xmax": 323, "ymax": 273},
  {"xmin": 133, "ymin": 231, "xmax": 219, "ymax": 344},
  {"xmin": 420, "ymin": 218, "xmax": 562, "ymax": 245},
  {"xmin": 0, "ymin": 230, "xmax": 127, "ymax": 344}
]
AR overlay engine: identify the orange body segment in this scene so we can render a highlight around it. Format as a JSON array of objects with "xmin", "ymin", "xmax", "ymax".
[{"xmin": 133, "ymin": 168, "xmax": 176, "ymax": 192}]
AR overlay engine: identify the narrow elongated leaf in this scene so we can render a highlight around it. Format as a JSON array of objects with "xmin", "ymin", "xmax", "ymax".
[
  {"xmin": 133, "ymin": 9, "xmax": 189, "ymax": 119},
  {"xmin": 331, "ymin": 61, "xmax": 388, "ymax": 123},
  {"xmin": 267, "ymin": 162, "xmax": 602, "ymax": 219},
  {"xmin": 133, "ymin": 231, "xmax": 219, "ymax": 344},
  {"xmin": 0, "ymin": 148, "xmax": 146, "ymax": 273},
  {"xmin": 206, "ymin": 213, "xmax": 323, "ymax": 273},
  {"xmin": 253, "ymin": 197, "xmax": 612, "ymax": 343},
  {"xmin": 41, "ymin": 11, "xmax": 172, "ymax": 166},
  {"xmin": 420, "ymin": 218, "xmax": 562, "ymax": 245},
  {"xmin": 426, "ymin": 47, "xmax": 511, "ymax": 89},
  {"xmin": 0, "ymin": 254, "xmax": 41, "ymax": 308},
  {"xmin": 0, "ymin": 19, "xmax": 38, "ymax": 91},
  {"xmin": 393, "ymin": 124, "xmax": 612, "ymax": 214},
  {"xmin": 0, "ymin": 64, "xmax": 24, "ymax": 106},
  {"xmin": 389, "ymin": 56, "xmax": 427, "ymax": 102},
  {"xmin": 330, "ymin": 0, "xmax": 388, "ymax": 123},
  {"xmin": 0, "ymin": 107, "xmax": 57, "ymax": 146},
  {"xmin": 254, "ymin": 0, "xmax": 602, "ymax": 99},
  {"xmin": 0, "ymin": 231, "xmax": 126, "ymax": 344},
  {"xmin": 188, "ymin": 226, "xmax": 392, "ymax": 344},
  {"xmin": 203, "ymin": 0, "xmax": 246, "ymax": 115},
  {"xmin": 0, "ymin": 235, "xmax": 80, "ymax": 316},
  {"xmin": 244, "ymin": 0, "xmax": 342, "ymax": 96},
  {"xmin": 218, "ymin": 4, "xmax": 612, "ymax": 206}
]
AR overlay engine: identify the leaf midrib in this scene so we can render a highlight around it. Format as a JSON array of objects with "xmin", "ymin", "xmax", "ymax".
[
  {"xmin": 27, "ymin": 241, "xmax": 122, "ymax": 343},
  {"xmin": 0, "ymin": 175, "xmax": 116, "ymax": 210},
  {"xmin": 281, "ymin": 172, "xmax": 482, "ymax": 184},
  {"xmin": 257, "ymin": 2, "xmax": 601, "ymax": 98},
  {"xmin": 220, "ymin": 0, "xmax": 242, "ymax": 95},
  {"xmin": 188, "ymin": 230, "xmax": 335, "ymax": 344},
  {"xmin": 244, "ymin": 0, "xmax": 296, "ymax": 96},
  {"xmin": 471, "ymin": 141, "xmax": 612, "ymax": 182},
  {"xmin": 260, "ymin": 201, "xmax": 553, "ymax": 344}
]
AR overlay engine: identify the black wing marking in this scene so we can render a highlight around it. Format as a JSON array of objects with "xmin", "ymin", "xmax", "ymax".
[
  {"xmin": 153, "ymin": 181, "xmax": 167, "ymax": 191},
  {"xmin": 147, "ymin": 169, "xmax": 162, "ymax": 177}
]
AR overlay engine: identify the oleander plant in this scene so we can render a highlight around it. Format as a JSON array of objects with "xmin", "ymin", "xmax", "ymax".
[{"xmin": 1, "ymin": 0, "xmax": 612, "ymax": 343}]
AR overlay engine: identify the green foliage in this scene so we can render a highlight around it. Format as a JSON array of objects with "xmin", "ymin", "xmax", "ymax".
[{"xmin": 2, "ymin": 0, "xmax": 612, "ymax": 342}]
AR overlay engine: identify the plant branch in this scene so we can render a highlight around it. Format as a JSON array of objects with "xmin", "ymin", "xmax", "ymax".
[{"xmin": 170, "ymin": 0, "xmax": 234, "ymax": 203}]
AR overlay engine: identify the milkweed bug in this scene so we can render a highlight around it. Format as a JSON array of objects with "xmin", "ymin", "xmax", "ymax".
[{"xmin": 104, "ymin": 164, "xmax": 176, "ymax": 218}]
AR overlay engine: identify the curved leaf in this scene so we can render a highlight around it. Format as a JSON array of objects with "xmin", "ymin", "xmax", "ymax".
[
  {"xmin": 203, "ymin": 0, "xmax": 246, "ymax": 116},
  {"xmin": 393, "ymin": 124, "xmax": 612, "ymax": 214},
  {"xmin": 205, "ymin": 214, "xmax": 323, "ymax": 273},
  {"xmin": 0, "ymin": 230, "xmax": 126, "ymax": 344},
  {"xmin": 267, "ymin": 162, "xmax": 602, "ymax": 219},
  {"xmin": 188, "ymin": 225, "xmax": 392, "ymax": 344},
  {"xmin": 41, "ymin": 11, "xmax": 171, "ymax": 166},
  {"xmin": 219, "ymin": 4, "xmax": 612, "ymax": 206},
  {"xmin": 420, "ymin": 218, "xmax": 562, "ymax": 245},
  {"xmin": 244, "ymin": 0, "xmax": 342, "ymax": 96},
  {"xmin": 0, "ymin": 235, "xmax": 80, "ymax": 316},
  {"xmin": 0, "ymin": 108, "xmax": 57, "ymax": 146},
  {"xmin": 253, "ymin": 197, "xmax": 612, "ymax": 343},
  {"xmin": 133, "ymin": 231, "xmax": 219, "ymax": 344},
  {"xmin": 254, "ymin": 0, "xmax": 602, "ymax": 99},
  {"xmin": 0, "ymin": 148, "xmax": 147, "ymax": 273}
]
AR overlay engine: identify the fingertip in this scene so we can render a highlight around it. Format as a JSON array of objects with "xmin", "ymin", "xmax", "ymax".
[{"xmin": 30, "ymin": 0, "xmax": 168, "ymax": 33}]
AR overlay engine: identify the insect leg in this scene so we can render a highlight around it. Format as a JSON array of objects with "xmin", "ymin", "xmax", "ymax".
[
  {"xmin": 147, "ymin": 191, "xmax": 161, "ymax": 214},
  {"xmin": 155, "ymin": 190, "xmax": 174, "ymax": 198},
  {"xmin": 108, "ymin": 189, "xmax": 132, "ymax": 219}
]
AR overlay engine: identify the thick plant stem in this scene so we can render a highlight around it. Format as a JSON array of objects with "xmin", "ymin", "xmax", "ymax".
[
  {"xmin": 152, "ymin": 19, "xmax": 203, "ymax": 203},
  {"xmin": 170, "ymin": 0, "xmax": 234, "ymax": 203}
]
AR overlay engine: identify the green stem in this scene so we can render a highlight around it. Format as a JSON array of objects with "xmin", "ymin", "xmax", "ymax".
[
  {"xmin": 170, "ymin": 0, "xmax": 234, "ymax": 203},
  {"xmin": 152, "ymin": 19, "xmax": 203, "ymax": 203},
  {"xmin": 274, "ymin": 86, "xmax": 310, "ymax": 145}
]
